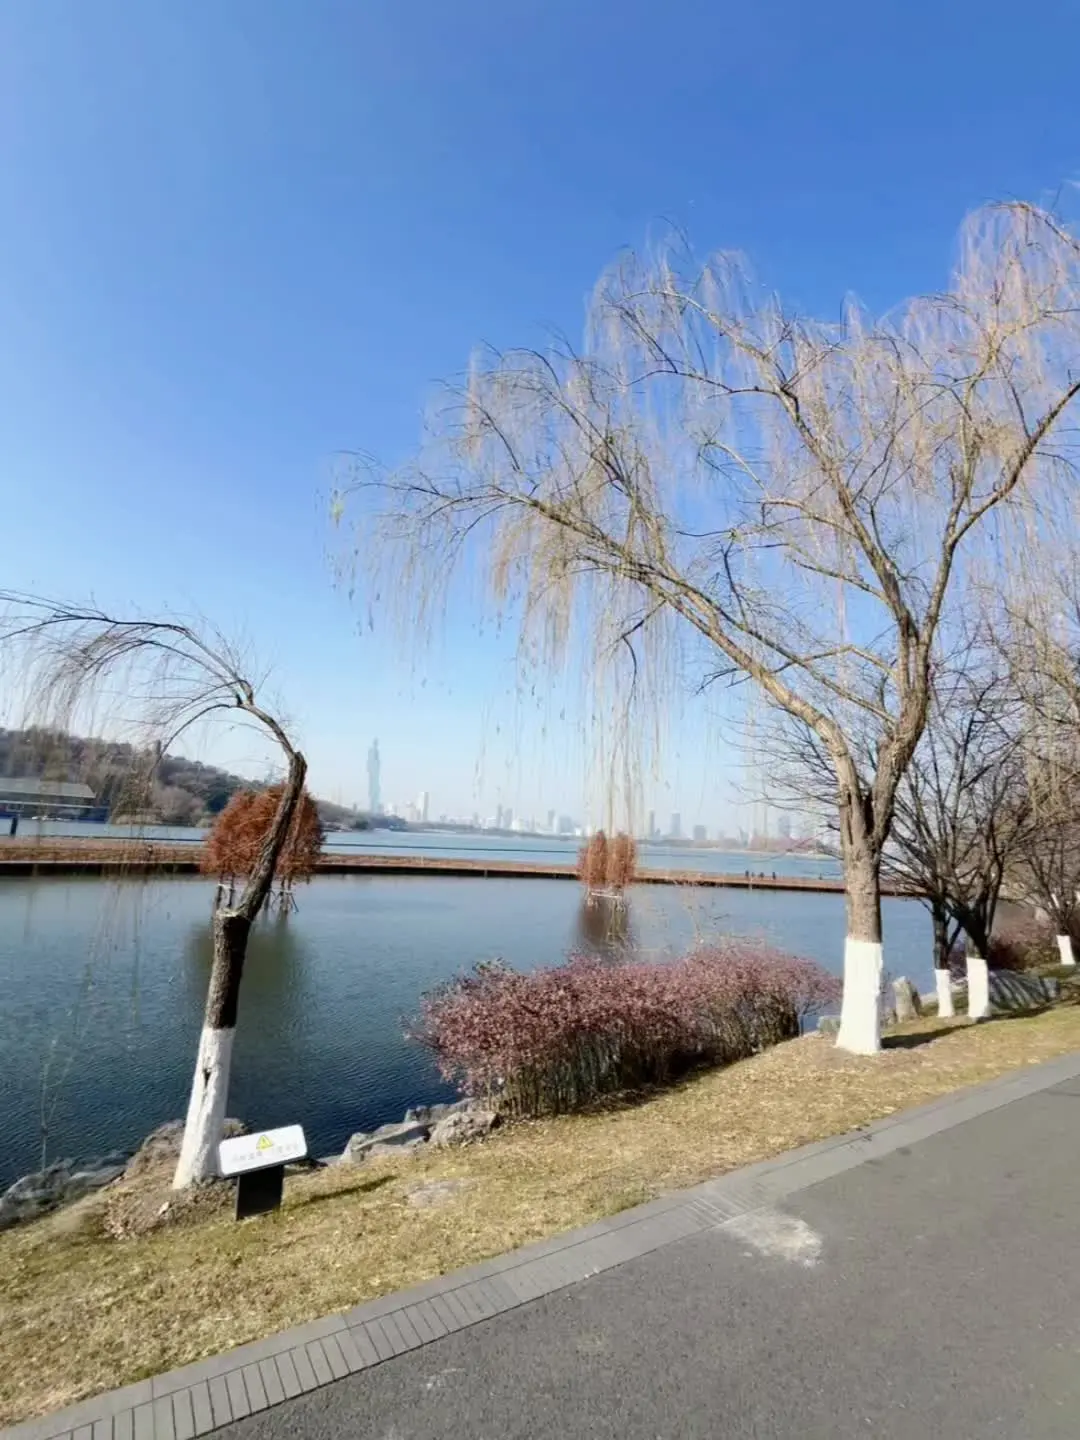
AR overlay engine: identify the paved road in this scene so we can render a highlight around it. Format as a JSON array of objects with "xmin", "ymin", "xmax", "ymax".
[{"xmin": 216, "ymin": 1075, "xmax": 1080, "ymax": 1439}]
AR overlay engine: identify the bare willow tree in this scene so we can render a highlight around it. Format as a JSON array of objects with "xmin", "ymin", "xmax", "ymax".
[
  {"xmin": 882, "ymin": 661, "xmax": 1030, "ymax": 1018},
  {"xmin": 339, "ymin": 202, "xmax": 1080, "ymax": 1054},
  {"xmin": 1001, "ymin": 562, "xmax": 1080, "ymax": 966},
  {"xmin": 0, "ymin": 594, "xmax": 307, "ymax": 1187}
]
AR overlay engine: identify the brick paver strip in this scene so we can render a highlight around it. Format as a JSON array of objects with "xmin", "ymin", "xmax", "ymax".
[
  {"xmin": 238, "ymin": 1368, "xmax": 266, "ymax": 1414},
  {"xmin": 412, "ymin": 1299, "xmax": 448, "ymax": 1341},
  {"xmin": 270, "ymin": 1354, "xmax": 300, "ymax": 1402},
  {"xmin": 8, "ymin": 1047, "xmax": 1080, "ymax": 1440},
  {"xmin": 150, "ymin": 1400, "xmax": 173, "ymax": 1440},
  {"xmin": 170, "ymin": 1392, "xmax": 193, "ymax": 1440},
  {"xmin": 363, "ymin": 1317, "xmax": 398, "ymax": 1362},
  {"xmin": 317, "ymin": 1336, "xmax": 349, "ymax": 1382},
  {"xmin": 345, "ymin": 1324, "xmax": 381, "ymax": 1367},
  {"xmin": 222, "ymin": 1375, "xmax": 247, "ymax": 1426},
  {"xmin": 186, "ymin": 1385, "xmax": 211, "ymax": 1438},
  {"xmin": 402, "ymin": 1302, "xmax": 437, "ymax": 1344},
  {"xmin": 390, "ymin": 1309, "xmax": 423, "ymax": 1350},
  {"xmin": 205, "ymin": 1379, "xmax": 230, "ymax": 1431},
  {"xmin": 255, "ymin": 1361, "xmax": 284, "ymax": 1408}
]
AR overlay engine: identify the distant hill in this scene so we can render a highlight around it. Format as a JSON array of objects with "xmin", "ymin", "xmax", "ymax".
[{"xmin": 0, "ymin": 728, "xmax": 368, "ymax": 829}]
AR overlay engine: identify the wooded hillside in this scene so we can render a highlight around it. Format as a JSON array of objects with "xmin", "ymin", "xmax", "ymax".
[{"xmin": 0, "ymin": 728, "xmax": 365, "ymax": 829}]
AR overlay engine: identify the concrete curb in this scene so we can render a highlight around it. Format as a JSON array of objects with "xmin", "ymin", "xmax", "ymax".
[{"xmin": 9, "ymin": 1048, "xmax": 1080, "ymax": 1440}]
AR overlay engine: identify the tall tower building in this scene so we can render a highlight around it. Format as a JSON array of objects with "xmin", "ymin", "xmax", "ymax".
[
  {"xmin": 367, "ymin": 739, "xmax": 381, "ymax": 815},
  {"xmin": 418, "ymin": 790, "xmax": 430, "ymax": 824},
  {"xmin": 670, "ymin": 811, "xmax": 682, "ymax": 840}
]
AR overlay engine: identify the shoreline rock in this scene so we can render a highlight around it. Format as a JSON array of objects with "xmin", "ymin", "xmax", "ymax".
[
  {"xmin": 0, "ymin": 1154, "xmax": 128, "ymax": 1231},
  {"xmin": 340, "ymin": 1097, "xmax": 498, "ymax": 1164},
  {"xmin": 3, "ymin": 1094, "xmax": 500, "ymax": 1232},
  {"xmin": 0, "ymin": 1117, "xmax": 248, "ymax": 1233}
]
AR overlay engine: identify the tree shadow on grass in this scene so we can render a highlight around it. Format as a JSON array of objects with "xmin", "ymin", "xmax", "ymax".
[
  {"xmin": 287, "ymin": 1172, "xmax": 395, "ymax": 1212},
  {"xmin": 884, "ymin": 1007, "xmax": 1056, "ymax": 1049}
]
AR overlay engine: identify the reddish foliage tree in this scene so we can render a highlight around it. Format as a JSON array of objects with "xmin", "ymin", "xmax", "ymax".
[
  {"xmin": 577, "ymin": 830, "xmax": 609, "ymax": 891},
  {"xmin": 607, "ymin": 832, "xmax": 637, "ymax": 890},
  {"xmin": 202, "ymin": 784, "xmax": 324, "ymax": 907},
  {"xmin": 577, "ymin": 829, "xmax": 637, "ymax": 895},
  {"xmin": 200, "ymin": 790, "xmax": 259, "ymax": 890}
]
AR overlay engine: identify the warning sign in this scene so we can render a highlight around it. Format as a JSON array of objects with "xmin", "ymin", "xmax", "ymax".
[{"xmin": 219, "ymin": 1124, "xmax": 307, "ymax": 1176}]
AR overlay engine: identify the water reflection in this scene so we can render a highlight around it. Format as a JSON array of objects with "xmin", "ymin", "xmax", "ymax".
[
  {"xmin": 575, "ymin": 895, "xmax": 636, "ymax": 960},
  {"xmin": 182, "ymin": 909, "xmax": 315, "ymax": 1022}
]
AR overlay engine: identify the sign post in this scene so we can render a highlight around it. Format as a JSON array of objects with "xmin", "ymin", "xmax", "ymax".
[{"xmin": 219, "ymin": 1124, "xmax": 307, "ymax": 1221}]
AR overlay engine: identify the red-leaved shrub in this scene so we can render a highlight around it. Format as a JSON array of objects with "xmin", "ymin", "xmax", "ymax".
[{"xmin": 411, "ymin": 943, "xmax": 840, "ymax": 1117}]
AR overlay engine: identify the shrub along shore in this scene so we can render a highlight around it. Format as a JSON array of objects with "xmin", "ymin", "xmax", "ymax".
[{"xmin": 412, "ymin": 943, "xmax": 840, "ymax": 1117}]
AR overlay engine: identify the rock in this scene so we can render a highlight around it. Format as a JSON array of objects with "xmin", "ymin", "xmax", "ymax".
[
  {"xmin": 892, "ymin": 977, "xmax": 923, "ymax": 1023},
  {"xmin": 126, "ymin": 1118, "xmax": 247, "ymax": 1177},
  {"xmin": 366, "ymin": 1139, "xmax": 426, "ymax": 1159},
  {"xmin": 429, "ymin": 1109, "xmax": 499, "ymax": 1148},
  {"xmin": 403, "ymin": 1099, "xmax": 472, "ymax": 1126},
  {"xmin": 406, "ymin": 1177, "xmax": 476, "ymax": 1208},
  {"xmin": 817, "ymin": 1016, "xmax": 841, "ymax": 1035},
  {"xmin": 988, "ymin": 971, "xmax": 1060, "ymax": 1012},
  {"xmin": 0, "ymin": 1155, "xmax": 127, "ymax": 1231},
  {"xmin": 342, "ymin": 1119, "xmax": 430, "ymax": 1164}
]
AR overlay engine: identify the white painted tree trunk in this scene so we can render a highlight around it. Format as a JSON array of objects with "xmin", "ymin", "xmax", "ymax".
[
  {"xmin": 934, "ymin": 968, "xmax": 955, "ymax": 1018},
  {"xmin": 836, "ymin": 938, "xmax": 883, "ymax": 1055},
  {"xmin": 172, "ymin": 1024, "xmax": 235, "ymax": 1189},
  {"xmin": 966, "ymin": 953, "xmax": 990, "ymax": 1020},
  {"xmin": 1057, "ymin": 933, "xmax": 1076, "ymax": 967}
]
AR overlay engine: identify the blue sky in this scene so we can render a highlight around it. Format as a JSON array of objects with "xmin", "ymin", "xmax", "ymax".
[{"xmin": 1, "ymin": 0, "xmax": 1078, "ymax": 827}]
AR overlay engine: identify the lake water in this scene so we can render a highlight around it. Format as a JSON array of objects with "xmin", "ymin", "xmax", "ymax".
[
  {"xmin": 0, "ymin": 865, "xmax": 931, "ymax": 1191},
  {"xmin": 16, "ymin": 820, "xmax": 843, "ymax": 879}
]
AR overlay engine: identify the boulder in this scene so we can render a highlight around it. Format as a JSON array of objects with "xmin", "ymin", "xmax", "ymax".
[
  {"xmin": 0, "ymin": 1154, "xmax": 127, "ymax": 1231},
  {"xmin": 816, "ymin": 1016, "xmax": 841, "ymax": 1035},
  {"xmin": 341, "ymin": 1119, "xmax": 430, "ymax": 1164},
  {"xmin": 892, "ymin": 977, "xmax": 923, "ymax": 1023},
  {"xmin": 403, "ymin": 1099, "xmax": 472, "ymax": 1126},
  {"xmin": 366, "ymin": 1138, "xmax": 426, "ymax": 1160},
  {"xmin": 429, "ymin": 1109, "xmax": 499, "ymax": 1148},
  {"xmin": 126, "ymin": 1117, "xmax": 247, "ymax": 1177}
]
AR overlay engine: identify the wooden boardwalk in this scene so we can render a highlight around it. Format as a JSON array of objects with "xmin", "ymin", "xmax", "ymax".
[{"xmin": 0, "ymin": 837, "xmax": 910, "ymax": 894}]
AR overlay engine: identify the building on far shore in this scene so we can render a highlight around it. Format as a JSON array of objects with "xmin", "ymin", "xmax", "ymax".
[{"xmin": 0, "ymin": 777, "xmax": 99, "ymax": 820}]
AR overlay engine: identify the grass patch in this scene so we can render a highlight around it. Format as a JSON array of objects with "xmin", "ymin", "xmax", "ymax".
[{"xmin": 5, "ymin": 1002, "xmax": 1080, "ymax": 1424}]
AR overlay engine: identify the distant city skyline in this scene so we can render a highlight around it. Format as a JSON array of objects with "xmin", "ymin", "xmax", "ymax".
[
  {"xmin": 366, "ymin": 739, "xmax": 381, "ymax": 816},
  {"xmin": 354, "ymin": 746, "xmax": 808, "ymax": 841}
]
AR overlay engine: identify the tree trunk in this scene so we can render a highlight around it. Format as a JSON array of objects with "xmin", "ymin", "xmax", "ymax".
[
  {"xmin": 931, "ymin": 902, "xmax": 954, "ymax": 1018},
  {"xmin": 836, "ymin": 796, "xmax": 883, "ymax": 1055},
  {"xmin": 1057, "ymin": 933, "xmax": 1076, "ymax": 967},
  {"xmin": 173, "ymin": 747, "xmax": 306, "ymax": 1189},
  {"xmin": 172, "ymin": 911, "xmax": 250, "ymax": 1188},
  {"xmin": 966, "ymin": 943, "xmax": 990, "ymax": 1021}
]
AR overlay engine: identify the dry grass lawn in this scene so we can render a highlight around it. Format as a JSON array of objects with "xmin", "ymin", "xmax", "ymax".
[{"xmin": 4, "ymin": 1002, "xmax": 1080, "ymax": 1425}]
